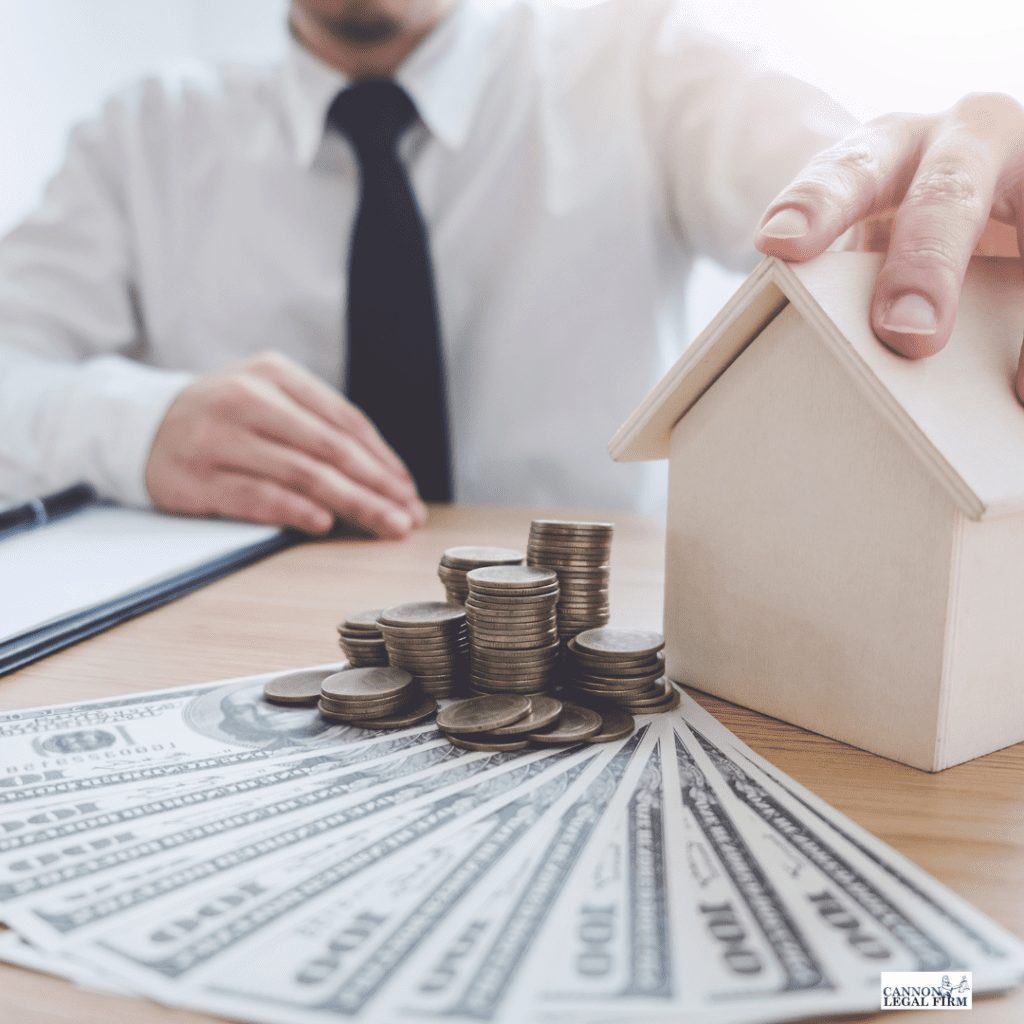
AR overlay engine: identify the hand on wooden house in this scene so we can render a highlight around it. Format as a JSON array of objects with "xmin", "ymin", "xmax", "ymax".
[{"xmin": 753, "ymin": 92, "xmax": 1024, "ymax": 404}]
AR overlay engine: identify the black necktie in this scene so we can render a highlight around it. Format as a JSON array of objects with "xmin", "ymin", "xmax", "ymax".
[{"xmin": 328, "ymin": 80, "xmax": 453, "ymax": 502}]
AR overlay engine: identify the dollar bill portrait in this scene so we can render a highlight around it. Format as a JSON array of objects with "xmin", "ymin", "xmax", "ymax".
[{"xmin": 182, "ymin": 680, "xmax": 356, "ymax": 750}]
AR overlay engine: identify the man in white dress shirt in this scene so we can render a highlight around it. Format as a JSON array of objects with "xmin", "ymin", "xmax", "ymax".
[{"xmin": 0, "ymin": 0, "xmax": 1021, "ymax": 538}]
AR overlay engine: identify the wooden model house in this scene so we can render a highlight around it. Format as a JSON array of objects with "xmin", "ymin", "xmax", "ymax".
[{"xmin": 611, "ymin": 251, "xmax": 1024, "ymax": 771}]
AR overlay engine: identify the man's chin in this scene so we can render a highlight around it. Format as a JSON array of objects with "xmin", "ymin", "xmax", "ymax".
[{"xmin": 324, "ymin": 16, "xmax": 401, "ymax": 46}]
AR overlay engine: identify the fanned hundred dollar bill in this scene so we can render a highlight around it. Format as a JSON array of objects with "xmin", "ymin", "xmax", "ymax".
[{"xmin": 1, "ymin": 669, "xmax": 1021, "ymax": 1024}]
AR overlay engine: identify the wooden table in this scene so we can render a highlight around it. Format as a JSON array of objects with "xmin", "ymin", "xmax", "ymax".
[{"xmin": 1, "ymin": 504, "xmax": 1021, "ymax": 1023}]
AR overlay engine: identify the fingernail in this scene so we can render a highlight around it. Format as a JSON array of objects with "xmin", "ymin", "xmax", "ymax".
[
  {"xmin": 759, "ymin": 208, "xmax": 810, "ymax": 239},
  {"xmin": 384, "ymin": 508, "xmax": 412, "ymax": 535},
  {"xmin": 880, "ymin": 293, "xmax": 937, "ymax": 335}
]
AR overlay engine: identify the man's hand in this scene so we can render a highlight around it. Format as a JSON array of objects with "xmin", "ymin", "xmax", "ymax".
[
  {"xmin": 145, "ymin": 351, "xmax": 428, "ymax": 538},
  {"xmin": 754, "ymin": 93, "xmax": 1024, "ymax": 402}
]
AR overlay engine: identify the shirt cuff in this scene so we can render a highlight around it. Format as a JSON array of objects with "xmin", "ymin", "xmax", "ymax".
[{"xmin": 54, "ymin": 355, "xmax": 196, "ymax": 507}]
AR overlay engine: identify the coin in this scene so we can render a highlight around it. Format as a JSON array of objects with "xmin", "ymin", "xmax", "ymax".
[
  {"xmin": 466, "ymin": 565, "xmax": 558, "ymax": 589},
  {"xmin": 436, "ymin": 694, "xmax": 532, "ymax": 734},
  {"xmin": 466, "ymin": 588, "xmax": 559, "ymax": 603},
  {"xmin": 386, "ymin": 642, "xmax": 469, "ymax": 656},
  {"xmin": 566, "ymin": 638, "xmax": 660, "ymax": 664},
  {"xmin": 468, "ymin": 683, "xmax": 549, "ymax": 697},
  {"xmin": 378, "ymin": 621, "xmax": 467, "ymax": 637},
  {"xmin": 343, "ymin": 695, "xmax": 438, "ymax": 730},
  {"xmin": 379, "ymin": 602, "xmax": 467, "ymax": 627},
  {"xmin": 467, "ymin": 612, "xmax": 556, "ymax": 626},
  {"xmin": 446, "ymin": 735, "xmax": 530, "ymax": 753},
  {"xmin": 487, "ymin": 695, "xmax": 562, "ymax": 735},
  {"xmin": 468, "ymin": 677, "xmax": 551, "ymax": 692},
  {"xmin": 438, "ymin": 548, "xmax": 527, "ymax": 604},
  {"xmin": 585, "ymin": 708, "xmax": 635, "ymax": 743},
  {"xmin": 320, "ymin": 665, "xmax": 414, "ymax": 701},
  {"xmin": 263, "ymin": 668, "xmax": 340, "ymax": 706},
  {"xmin": 466, "ymin": 583, "xmax": 560, "ymax": 599},
  {"xmin": 319, "ymin": 700, "xmax": 415, "ymax": 724},
  {"xmin": 341, "ymin": 608, "xmax": 386, "ymax": 631},
  {"xmin": 469, "ymin": 671, "xmax": 554, "ymax": 686},
  {"xmin": 632, "ymin": 686, "xmax": 681, "ymax": 715},
  {"xmin": 573, "ymin": 628, "xmax": 664, "ymax": 657},
  {"xmin": 530, "ymin": 519, "xmax": 614, "ymax": 534},
  {"xmin": 574, "ymin": 653, "xmax": 664, "ymax": 675},
  {"xmin": 318, "ymin": 701, "xmax": 362, "ymax": 723},
  {"xmin": 338, "ymin": 634, "xmax": 387, "ymax": 647},
  {"xmin": 441, "ymin": 546, "xmax": 525, "ymax": 569},
  {"xmin": 469, "ymin": 636, "xmax": 560, "ymax": 653},
  {"xmin": 527, "ymin": 704, "xmax": 603, "ymax": 744},
  {"xmin": 319, "ymin": 693, "xmax": 410, "ymax": 717}
]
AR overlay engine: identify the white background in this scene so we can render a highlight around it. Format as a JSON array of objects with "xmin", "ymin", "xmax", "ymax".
[{"xmin": 2, "ymin": 0, "xmax": 1023, "ymax": 342}]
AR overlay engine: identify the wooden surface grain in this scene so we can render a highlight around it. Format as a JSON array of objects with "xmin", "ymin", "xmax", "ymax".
[{"xmin": 0, "ymin": 503, "xmax": 1021, "ymax": 1023}]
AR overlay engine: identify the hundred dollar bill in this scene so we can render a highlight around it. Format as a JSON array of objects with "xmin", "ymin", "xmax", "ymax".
[
  {"xmin": 0, "ymin": 664, "xmax": 443, "ymax": 806},
  {"xmin": 112, "ymin": 745, "xmax": 613, "ymax": 1024},
  {"xmin": 384, "ymin": 727, "xmax": 655, "ymax": 1024},
  {"xmin": 668, "ymin": 692, "xmax": 1024, "ymax": 993},
  {"xmin": 497, "ymin": 731, "xmax": 674, "ymax": 1013},
  {"xmin": 3, "ymin": 740, "xmax": 569, "ymax": 950},
  {"xmin": 0, "ymin": 927, "xmax": 133, "ymax": 996},
  {"xmin": 525, "ymin": 717, "xmax": 883, "ymax": 1024},
  {"xmin": 0, "ymin": 734, "xmax": 457, "ymax": 899},
  {"xmin": 58, "ymin": 742, "xmax": 599, "ymax": 1001}
]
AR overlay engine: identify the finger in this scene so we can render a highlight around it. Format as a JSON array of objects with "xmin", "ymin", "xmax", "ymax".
[
  {"xmin": 153, "ymin": 464, "xmax": 335, "ymax": 535},
  {"xmin": 211, "ymin": 428, "xmax": 416, "ymax": 539},
  {"xmin": 871, "ymin": 95, "xmax": 1021, "ymax": 358},
  {"xmin": 218, "ymin": 371, "xmax": 424, "ymax": 513},
  {"xmin": 755, "ymin": 114, "xmax": 925, "ymax": 261},
  {"xmin": 245, "ymin": 351, "xmax": 417, "ymax": 486}
]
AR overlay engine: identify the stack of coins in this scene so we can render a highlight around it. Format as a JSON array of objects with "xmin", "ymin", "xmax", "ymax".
[
  {"xmin": 465, "ymin": 565, "xmax": 560, "ymax": 696},
  {"xmin": 317, "ymin": 665, "xmax": 438, "ymax": 729},
  {"xmin": 437, "ymin": 546, "xmax": 525, "ymax": 603},
  {"xmin": 526, "ymin": 520, "xmax": 613, "ymax": 646},
  {"xmin": 566, "ymin": 627, "xmax": 680, "ymax": 715},
  {"xmin": 336, "ymin": 609, "xmax": 388, "ymax": 667},
  {"xmin": 377, "ymin": 602, "xmax": 469, "ymax": 699}
]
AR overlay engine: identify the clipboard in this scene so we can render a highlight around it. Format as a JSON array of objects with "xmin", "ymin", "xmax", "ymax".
[{"xmin": 0, "ymin": 490, "xmax": 297, "ymax": 677}]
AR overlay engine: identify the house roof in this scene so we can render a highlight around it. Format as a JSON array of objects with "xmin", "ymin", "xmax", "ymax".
[{"xmin": 609, "ymin": 251, "xmax": 1024, "ymax": 520}]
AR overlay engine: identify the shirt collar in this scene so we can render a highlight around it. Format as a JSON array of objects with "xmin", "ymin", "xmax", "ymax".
[{"xmin": 282, "ymin": 1, "xmax": 500, "ymax": 168}]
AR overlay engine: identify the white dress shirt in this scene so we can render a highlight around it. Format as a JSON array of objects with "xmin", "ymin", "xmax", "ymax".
[{"xmin": 0, "ymin": 0, "xmax": 852, "ymax": 511}]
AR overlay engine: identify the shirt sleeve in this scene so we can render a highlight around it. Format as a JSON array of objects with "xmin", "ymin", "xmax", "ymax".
[
  {"xmin": 0, "ymin": 93, "xmax": 194, "ymax": 506},
  {"xmin": 642, "ymin": 3, "xmax": 858, "ymax": 271}
]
